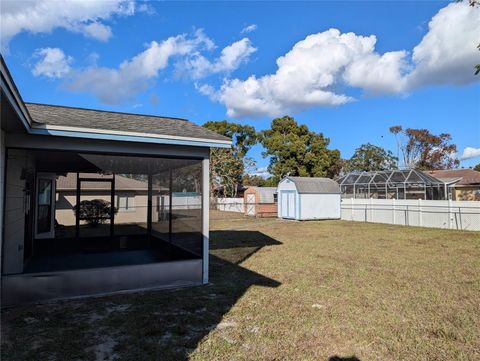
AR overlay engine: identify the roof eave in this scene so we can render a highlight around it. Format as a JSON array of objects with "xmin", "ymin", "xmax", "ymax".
[
  {"xmin": 30, "ymin": 124, "xmax": 232, "ymax": 148},
  {"xmin": 0, "ymin": 56, "xmax": 33, "ymax": 129}
]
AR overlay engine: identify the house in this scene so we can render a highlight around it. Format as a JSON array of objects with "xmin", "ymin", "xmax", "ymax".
[
  {"xmin": 425, "ymin": 169, "xmax": 480, "ymax": 201},
  {"xmin": 277, "ymin": 177, "xmax": 341, "ymax": 220},
  {"xmin": 244, "ymin": 187, "xmax": 277, "ymax": 217},
  {"xmin": 0, "ymin": 56, "xmax": 231, "ymax": 306}
]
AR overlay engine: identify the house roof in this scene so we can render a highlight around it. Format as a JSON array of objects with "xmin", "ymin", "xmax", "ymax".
[
  {"xmin": 425, "ymin": 169, "xmax": 480, "ymax": 186},
  {"xmin": 57, "ymin": 173, "xmax": 149, "ymax": 191},
  {"xmin": 26, "ymin": 103, "xmax": 230, "ymax": 144},
  {"xmin": 285, "ymin": 177, "xmax": 341, "ymax": 194}
]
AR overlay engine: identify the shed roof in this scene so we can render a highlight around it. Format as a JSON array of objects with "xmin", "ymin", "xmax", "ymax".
[
  {"xmin": 26, "ymin": 103, "xmax": 230, "ymax": 143},
  {"xmin": 246, "ymin": 186, "xmax": 277, "ymax": 203},
  {"xmin": 284, "ymin": 177, "xmax": 340, "ymax": 194}
]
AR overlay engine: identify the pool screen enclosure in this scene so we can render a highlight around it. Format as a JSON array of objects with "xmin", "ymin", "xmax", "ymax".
[{"xmin": 337, "ymin": 170, "xmax": 448, "ymax": 200}]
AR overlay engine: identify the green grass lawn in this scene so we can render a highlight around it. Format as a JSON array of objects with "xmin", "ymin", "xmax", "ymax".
[{"xmin": 2, "ymin": 215, "xmax": 480, "ymax": 360}]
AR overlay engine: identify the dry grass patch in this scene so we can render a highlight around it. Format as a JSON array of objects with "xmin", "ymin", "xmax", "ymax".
[{"xmin": 2, "ymin": 217, "xmax": 480, "ymax": 360}]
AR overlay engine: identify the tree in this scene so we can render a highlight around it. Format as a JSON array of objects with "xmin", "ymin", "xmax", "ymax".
[
  {"xmin": 345, "ymin": 143, "xmax": 397, "ymax": 172},
  {"xmin": 474, "ymin": 163, "xmax": 480, "ymax": 172},
  {"xmin": 260, "ymin": 116, "xmax": 341, "ymax": 179},
  {"xmin": 203, "ymin": 120, "xmax": 258, "ymax": 197},
  {"xmin": 389, "ymin": 125, "xmax": 460, "ymax": 170},
  {"xmin": 203, "ymin": 120, "xmax": 257, "ymax": 157},
  {"xmin": 242, "ymin": 174, "xmax": 267, "ymax": 187},
  {"xmin": 74, "ymin": 199, "xmax": 117, "ymax": 227}
]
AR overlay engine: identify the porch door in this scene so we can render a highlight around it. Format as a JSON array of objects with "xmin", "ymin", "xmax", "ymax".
[{"xmin": 35, "ymin": 174, "xmax": 56, "ymax": 239}]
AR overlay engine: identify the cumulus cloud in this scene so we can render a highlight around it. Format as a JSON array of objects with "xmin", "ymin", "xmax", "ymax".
[
  {"xmin": 200, "ymin": 2, "xmax": 480, "ymax": 118},
  {"xmin": 241, "ymin": 24, "xmax": 257, "ymax": 34},
  {"xmin": 0, "ymin": 0, "xmax": 135, "ymax": 49},
  {"xmin": 67, "ymin": 30, "xmax": 215, "ymax": 104},
  {"xmin": 460, "ymin": 147, "xmax": 480, "ymax": 160},
  {"xmin": 32, "ymin": 48, "xmax": 73, "ymax": 78},
  {"xmin": 177, "ymin": 38, "xmax": 256, "ymax": 79}
]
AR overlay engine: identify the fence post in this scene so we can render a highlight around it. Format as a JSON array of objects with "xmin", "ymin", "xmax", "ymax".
[
  {"xmin": 418, "ymin": 199, "xmax": 422, "ymax": 227},
  {"xmin": 351, "ymin": 198, "xmax": 354, "ymax": 221},
  {"xmin": 459, "ymin": 206, "xmax": 462, "ymax": 230},
  {"xmin": 370, "ymin": 197, "xmax": 373, "ymax": 222},
  {"xmin": 392, "ymin": 198, "xmax": 396, "ymax": 225},
  {"xmin": 448, "ymin": 199, "xmax": 453, "ymax": 229},
  {"xmin": 405, "ymin": 205, "xmax": 408, "ymax": 226}
]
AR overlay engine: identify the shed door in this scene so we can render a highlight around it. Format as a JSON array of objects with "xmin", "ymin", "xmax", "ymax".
[
  {"xmin": 281, "ymin": 191, "xmax": 296, "ymax": 219},
  {"xmin": 246, "ymin": 194, "xmax": 256, "ymax": 215}
]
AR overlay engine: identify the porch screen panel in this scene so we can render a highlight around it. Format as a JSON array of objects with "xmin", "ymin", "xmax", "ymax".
[{"xmin": 170, "ymin": 160, "xmax": 203, "ymax": 256}]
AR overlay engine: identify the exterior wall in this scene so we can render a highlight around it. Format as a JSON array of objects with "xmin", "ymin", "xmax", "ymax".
[
  {"xmin": 453, "ymin": 186, "xmax": 480, "ymax": 201},
  {"xmin": 56, "ymin": 191, "xmax": 152, "ymax": 226},
  {"xmin": 341, "ymin": 198, "xmax": 480, "ymax": 231},
  {"xmin": 257, "ymin": 203, "xmax": 278, "ymax": 217},
  {"xmin": 299, "ymin": 193, "xmax": 341, "ymax": 220},
  {"xmin": 3, "ymin": 149, "xmax": 33, "ymax": 274},
  {"xmin": 0, "ymin": 130, "xmax": 4, "ymax": 267}
]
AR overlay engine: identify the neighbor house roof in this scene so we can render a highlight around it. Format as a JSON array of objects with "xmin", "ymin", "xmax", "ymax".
[
  {"xmin": 26, "ymin": 103, "xmax": 231, "ymax": 145},
  {"xmin": 425, "ymin": 169, "xmax": 480, "ymax": 186},
  {"xmin": 285, "ymin": 177, "xmax": 341, "ymax": 194},
  {"xmin": 57, "ymin": 173, "xmax": 149, "ymax": 191}
]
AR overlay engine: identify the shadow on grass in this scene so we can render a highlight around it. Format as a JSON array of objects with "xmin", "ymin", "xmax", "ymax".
[
  {"xmin": 1, "ymin": 230, "xmax": 281, "ymax": 361},
  {"xmin": 329, "ymin": 356, "xmax": 361, "ymax": 361}
]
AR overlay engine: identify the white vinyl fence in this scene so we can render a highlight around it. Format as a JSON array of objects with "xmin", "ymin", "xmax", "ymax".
[
  {"xmin": 216, "ymin": 197, "xmax": 245, "ymax": 213},
  {"xmin": 341, "ymin": 198, "xmax": 480, "ymax": 231}
]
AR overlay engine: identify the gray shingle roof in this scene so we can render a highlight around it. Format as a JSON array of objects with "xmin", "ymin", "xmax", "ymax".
[
  {"xmin": 285, "ymin": 177, "xmax": 340, "ymax": 194},
  {"xmin": 26, "ymin": 103, "xmax": 230, "ymax": 143}
]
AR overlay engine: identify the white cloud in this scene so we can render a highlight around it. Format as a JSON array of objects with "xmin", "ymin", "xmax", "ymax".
[
  {"xmin": 460, "ymin": 147, "xmax": 480, "ymax": 160},
  {"xmin": 407, "ymin": 2, "xmax": 480, "ymax": 88},
  {"xmin": 241, "ymin": 24, "xmax": 257, "ymax": 34},
  {"xmin": 201, "ymin": 2, "xmax": 480, "ymax": 118},
  {"xmin": 81, "ymin": 22, "xmax": 113, "ymax": 42},
  {"xmin": 178, "ymin": 38, "xmax": 256, "ymax": 79},
  {"xmin": 251, "ymin": 166, "xmax": 271, "ymax": 179},
  {"xmin": 67, "ymin": 30, "xmax": 214, "ymax": 104},
  {"xmin": 0, "ymin": 0, "xmax": 135, "ymax": 49},
  {"xmin": 32, "ymin": 48, "xmax": 73, "ymax": 78}
]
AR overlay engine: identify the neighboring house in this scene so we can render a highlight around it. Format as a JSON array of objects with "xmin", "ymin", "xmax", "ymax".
[
  {"xmin": 277, "ymin": 177, "xmax": 341, "ymax": 220},
  {"xmin": 425, "ymin": 169, "xmax": 480, "ymax": 201},
  {"xmin": 244, "ymin": 186, "xmax": 278, "ymax": 217},
  {"xmin": 0, "ymin": 55, "xmax": 231, "ymax": 306}
]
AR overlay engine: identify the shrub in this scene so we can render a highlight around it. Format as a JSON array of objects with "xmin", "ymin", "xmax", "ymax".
[{"xmin": 74, "ymin": 199, "xmax": 118, "ymax": 227}]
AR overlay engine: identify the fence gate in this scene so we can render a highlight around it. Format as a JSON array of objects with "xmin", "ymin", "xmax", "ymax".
[{"xmin": 246, "ymin": 194, "xmax": 256, "ymax": 216}]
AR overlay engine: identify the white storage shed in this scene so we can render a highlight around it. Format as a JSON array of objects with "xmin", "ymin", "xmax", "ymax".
[{"xmin": 277, "ymin": 177, "xmax": 341, "ymax": 220}]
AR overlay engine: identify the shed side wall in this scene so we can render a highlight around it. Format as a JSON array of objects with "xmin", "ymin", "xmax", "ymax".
[{"xmin": 299, "ymin": 193, "xmax": 341, "ymax": 220}]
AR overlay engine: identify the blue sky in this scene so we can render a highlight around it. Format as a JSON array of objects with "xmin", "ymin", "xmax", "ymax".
[{"xmin": 2, "ymin": 0, "xmax": 479, "ymax": 173}]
